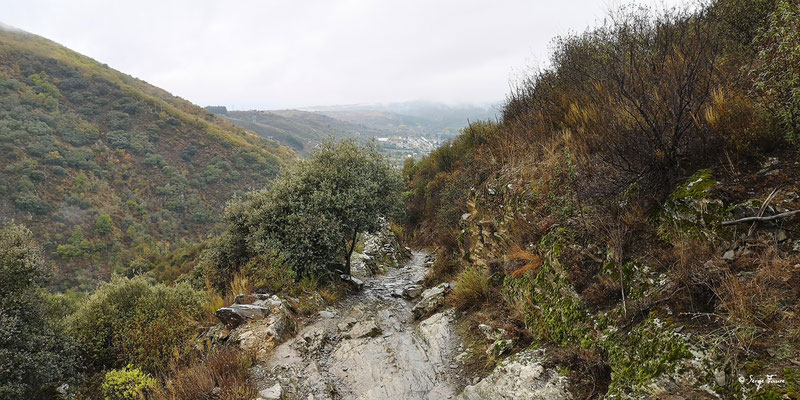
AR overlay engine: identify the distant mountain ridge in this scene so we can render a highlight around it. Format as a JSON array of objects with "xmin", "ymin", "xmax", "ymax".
[
  {"xmin": 222, "ymin": 109, "xmax": 385, "ymax": 153},
  {"xmin": 304, "ymin": 100, "xmax": 500, "ymax": 138},
  {"xmin": 216, "ymin": 101, "xmax": 499, "ymax": 163}
]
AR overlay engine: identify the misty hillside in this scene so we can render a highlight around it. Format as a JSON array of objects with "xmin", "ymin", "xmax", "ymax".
[
  {"xmin": 219, "ymin": 108, "xmax": 383, "ymax": 153},
  {"xmin": 307, "ymin": 100, "xmax": 499, "ymax": 139},
  {"xmin": 218, "ymin": 104, "xmax": 493, "ymax": 163},
  {"xmin": 0, "ymin": 28, "xmax": 295, "ymax": 290}
]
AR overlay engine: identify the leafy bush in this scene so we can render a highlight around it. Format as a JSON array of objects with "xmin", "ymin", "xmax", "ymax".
[
  {"xmin": 12, "ymin": 192, "xmax": 51, "ymax": 215},
  {"xmin": 101, "ymin": 365, "xmax": 157, "ymax": 400},
  {"xmin": 62, "ymin": 126, "xmax": 100, "ymax": 147},
  {"xmin": 0, "ymin": 224, "xmax": 78, "ymax": 398},
  {"xmin": 750, "ymin": 0, "xmax": 800, "ymax": 146},
  {"xmin": 96, "ymin": 213, "xmax": 113, "ymax": 236},
  {"xmin": 198, "ymin": 140, "xmax": 403, "ymax": 290},
  {"xmin": 68, "ymin": 277, "xmax": 207, "ymax": 375},
  {"xmin": 107, "ymin": 130, "xmax": 131, "ymax": 149},
  {"xmin": 241, "ymin": 250, "xmax": 294, "ymax": 294},
  {"xmin": 180, "ymin": 144, "xmax": 197, "ymax": 162}
]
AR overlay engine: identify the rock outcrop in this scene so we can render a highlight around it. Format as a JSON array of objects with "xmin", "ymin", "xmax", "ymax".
[
  {"xmin": 458, "ymin": 349, "xmax": 571, "ymax": 400},
  {"xmin": 350, "ymin": 217, "xmax": 411, "ymax": 277},
  {"xmin": 411, "ymin": 282, "xmax": 451, "ymax": 319},
  {"xmin": 216, "ymin": 295, "xmax": 296, "ymax": 360}
]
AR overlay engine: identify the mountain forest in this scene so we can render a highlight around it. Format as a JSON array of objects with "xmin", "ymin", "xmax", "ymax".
[{"xmin": 2, "ymin": 0, "xmax": 800, "ymax": 399}]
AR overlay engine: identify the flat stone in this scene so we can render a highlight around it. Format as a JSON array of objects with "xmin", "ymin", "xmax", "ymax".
[
  {"xmin": 259, "ymin": 383, "xmax": 283, "ymax": 400},
  {"xmin": 412, "ymin": 283, "xmax": 451, "ymax": 319},
  {"xmin": 340, "ymin": 274, "xmax": 365, "ymax": 291},
  {"xmin": 344, "ymin": 320, "xmax": 382, "ymax": 339},
  {"xmin": 402, "ymin": 284, "xmax": 424, "ymax": 300},
  {"xmin": 722, "ymin": 250, "xmax": 736, "ymax": 261},
  {"xmin": 215, "ymin": 304, "xmax": 270, "ymax": 329}
]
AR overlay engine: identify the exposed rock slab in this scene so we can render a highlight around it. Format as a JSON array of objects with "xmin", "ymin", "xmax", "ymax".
[
  {"xmin": 256, "ymin": 251, "xmax": 461, "ymax": 400},
  {"xmin": 216, "ymin": 304, "xmax": 271, "ymax": 329},
  {"xmin": 457, "ymin": 349, "xmax": 571, "ymax": 400}
]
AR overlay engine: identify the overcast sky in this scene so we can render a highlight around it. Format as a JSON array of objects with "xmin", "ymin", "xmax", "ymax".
[{"xmin": 2, "ymin": 0, "xmax": 688, "ymax": 110}]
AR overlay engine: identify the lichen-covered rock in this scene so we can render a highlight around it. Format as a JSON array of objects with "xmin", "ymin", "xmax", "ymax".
[
  {"xmin": 486, "ymin": 338, "xmax": 514, "ymax": 357},
  {"xmin": 457, "ymin": 348, "xmax": 571, "ymax": 400},
  {"xmin": 350, "ymin": 217, "xmax": 411, "ymax": 277},
  {"xmin": 228, "ymin": 296, "xmax": 296, "ymax": 360},
  {"xmin": 215, "ymin": 304, "xmax": 271, "ymax": 329},
  {"xmin": 659, "ymin": 169, "xmax": 728, "ymax": 241},
  {"xmin": 412, "ymin": 283, "xmax": 451, "ymax": 319}
]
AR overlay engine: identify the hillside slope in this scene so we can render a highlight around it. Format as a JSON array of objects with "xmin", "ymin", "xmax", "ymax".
[
  {"xmin": 0, "ymin": 27, "xmax": 296, "ymax": 290},
  {"xmin": 222, "ymin": 109, "xmax": 382, "ymax": 153},
  {"xmin": 403, "ymin": 1, "xmax": 800, "ymax": 398}
]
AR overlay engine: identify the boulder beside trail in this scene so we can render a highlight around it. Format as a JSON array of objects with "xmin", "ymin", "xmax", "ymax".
[
  {"xmin": 412, "ymin": 283, "xmax": 451, "ymax": 319},
  {"xmin": 215, "ymin": 304, "xmax": 271, "ymax": 329},
  {"xmin": 216, "ymin": 295, "xmax": 296, "ymax": 360}
]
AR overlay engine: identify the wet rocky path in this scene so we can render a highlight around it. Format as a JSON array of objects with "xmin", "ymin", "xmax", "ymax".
[{"xmin": 252, "ymin": 251, "xmax": 464, "ymax": 400}]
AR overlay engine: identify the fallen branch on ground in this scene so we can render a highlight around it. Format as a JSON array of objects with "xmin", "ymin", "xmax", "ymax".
[{"xmin": 721, "ymin": 210, "xmax": 800, "ymax": 226}]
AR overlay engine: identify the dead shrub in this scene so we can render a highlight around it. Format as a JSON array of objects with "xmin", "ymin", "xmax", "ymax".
[
  {"xmin": 507, "ymin": 244, "xmax": 543, "ymax": 278},
  {"xmin": 155, "ymin": 346, "xmax": 256, "ymax": 400},
  {"xmin": 714, "ymin": 248, "xmax": 799, "ymax": 354}
]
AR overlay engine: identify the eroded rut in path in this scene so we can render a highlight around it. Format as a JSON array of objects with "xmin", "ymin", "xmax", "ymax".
[{"xmin": 253, "ymin": 251, "xmax": 464, "ymax": 400}]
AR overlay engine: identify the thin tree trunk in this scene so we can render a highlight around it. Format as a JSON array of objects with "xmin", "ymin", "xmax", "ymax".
[{"xmin": 344, "ymin": 226, "xmax": 359, "ymax": 276}]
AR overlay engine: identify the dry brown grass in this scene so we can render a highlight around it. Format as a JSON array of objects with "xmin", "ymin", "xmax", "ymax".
[
  {"xmin": 449, "ymin": 266, "xmax": 491, "ymax": 310},
  {"xmin": 423, "ymin": 255, "xmax": 460, "ymax": 286},
  {"xmin": 155, "ymin": 346, "xmax": 257, "ymax": 400},
  {"xmin": 507, "ymin": 244, "xmax": 542, "ymax": 278}
]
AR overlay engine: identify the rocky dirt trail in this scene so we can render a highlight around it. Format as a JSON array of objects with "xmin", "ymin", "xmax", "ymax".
[{"xmin": 252, "ymin": 251, "xmax": 466, "ymax": 400}]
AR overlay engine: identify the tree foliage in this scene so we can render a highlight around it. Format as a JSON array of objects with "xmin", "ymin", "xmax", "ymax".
[
  {"xmin": 198, "ymin": 139, "xmax": 403, "ymax": 290},
  {"xmin": 750, "ymin": 0, "xmax": 800, "ymax": 145},
  {"xmin": 0, "ymin": 224, "xmax": 78, "ymax": 399}
]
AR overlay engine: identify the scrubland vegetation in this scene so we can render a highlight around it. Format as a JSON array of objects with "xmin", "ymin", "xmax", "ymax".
[
  {"xmin": 404, "ymin": 0, "xmax": 800, "ymax": 397},
  {"xmin": 0, "ymin": 138, "xmax": 401, "ymax": 399},
  {"xmin": 0, "ymin": 28, "xmax": 294, "ymax": 291},
  {"xmin": 3, "ymin": 0, "xmax": 800, "ymax": 398}
]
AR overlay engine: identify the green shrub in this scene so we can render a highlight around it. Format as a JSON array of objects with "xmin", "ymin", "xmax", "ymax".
[
  {"xmin": 750, "ymin": 0, "xmax": 800, "ymax": 146},
  {"xmin": 12, "ymin": 192, "xmax": 51, "ymax": 215},
  {"xmin": 68, "ymin": 276, "xmax": 207, "ymax": 375},
  {"xmin": 0, "ymin": 224, "xmax": 78, "ymax": 398},
  {"xmin": 180, "ymin": 144, "xmax": 197, "ymax": 162},
  {"xmin": 96, "ymin": 213, "xmax": 113, "ymax": 236},
  {"xmin": 107, "ymin": 130, "xmax": 131, "ymax": 149},
  {"xmin": 102, "ymin": 365, "xmax": 157, "ymax": 400},
  {"xmin": 198, "ymin": 140, "xmax": 402, "ymax": 290},
  {"xmin": 241, "ymin": 250, "xmax": 295, "ymax": 294},
  {"xmin": 604, "ymin": 315, "xmax": 691, "ymax": 396}
]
